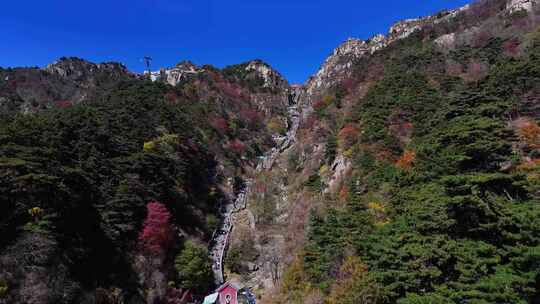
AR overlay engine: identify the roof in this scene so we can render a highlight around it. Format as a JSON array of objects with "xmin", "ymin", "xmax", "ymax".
[
  {"xmin": 216, "ymin": 281, "xmax": 243, "ymax": 292},
  {"xmin": 203, "ymin": 292, "xmax": 219, "ymax": 304}
]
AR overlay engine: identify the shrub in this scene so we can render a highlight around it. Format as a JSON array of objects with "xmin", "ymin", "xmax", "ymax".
[
  {"xmin": 267, "ymin": 117, "xmax": 286, "ymax": 134},
  {"xmin": 338, "ymin": 186, "xmax": 349, "ymax": 202},
  {"xmin": 325, "ymin": 135, "xmax": 338, "ymax": 165},
  {"xmin": 143, "ymin": 141, "xmax": 156, "ymax": 152},
  {"xmin": 205, "ymin": 214, "xmax": 218, "ymax": 232},
  {"xmin": 503, "ymin": 38, "xmax": 521, "ymax": 57},
  {"xmin": 465, "ymin": 61, "xmax": 489, "ymax": 82},
  {"xmin": 209, "ymin": 116, "xmax": 229, "ymax": 135},
  {"xmin": 138, "ymin": 201, "xmax": 172, "ymax": 255},
  {"xmin": 239, "ymin": 108, "xmax": 263, "ymax": 129},
  {"xmin": 313, "ymin": 100, "xmax": 328, "ymax": 116},
  {"xmin": 164, "ymin": 91, "xmax": 179, "ymax": 104},
  {"xmin": 395, "ymin": 150, "xmax": 416, "ymax": 170},
  {"xmin": 326, "ymin": 256, "xmax": 381, "ymax": 304},
  {"xmin": 227, "ymin": 139, "xmax": 246, "ymax": 155},
  {"xmin": 338, "ymin": 124, "xmax": 359, "ymax": 150},
  {"xmin": 518, "ymin": 121, "xmax": 540, "ymax": 149},
  {"xmin": 28, "ymin": 207, "xmax": 44, "ymax": 221},
  {"xmin": 54, "ymin": 100, "xmax": 73, "ymax": 108},
  {"xmin": 0, "ymin": 281, "xmax": 8, "ymax": 298},
  {"xmin": 174, "ymin": 240, "xmax": 213, "ymax": 293},
  {"xmin": 217, "ymin": 81, "xmax": 248, "ymax": 102}
]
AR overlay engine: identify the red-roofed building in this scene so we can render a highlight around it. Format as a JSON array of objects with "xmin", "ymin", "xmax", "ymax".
[
  {"xmin": 203, "ymin": 281, "xmax": 243, "ymax": 304},
  {"xmin": 216, "ymin": 282, "xmax": 240, "ymax": 304}
]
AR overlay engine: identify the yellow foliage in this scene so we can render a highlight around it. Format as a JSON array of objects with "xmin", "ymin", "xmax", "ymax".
[
  {"xmin": 319, "ymin": 164, "xmax": 330, "ymax": 175},
  {"xmin": 375, "ymin": 219, "xmax": 391, "ymax": 228},
  {"xmin": 0, "ymin": 281, "xmax": 7, "ymax": 298},
  {"xmin": 267, "ymin": 117, "xmax": 286, "ymax": 134},
  {"xmin": 159, "ymin": 133, "xmax": 179, "ymax": 143},
  {"xmin": 367, "ymin": 202, "xmax": 385, "ymax": 211},
  {"xmin": 343, "ymin": 148, "xmax": 354, "ymax": 159},
  {"xmin": 327, "ymin": 256, "xmax": 381, "ymax": 304},
  {"xmin": 143, "ymin": 141, "xmax": 156, "ymax": 152},
  {"xmin": 278, "ymin": 255, "xmax": 316, "ymax": 303},
  {"xmin": 144, "ymin": 133, "xmax": 180, "ymax": 153},
  {"xmin": 28, "ymin": 207, "xmax": 43, "ymax": 220},
  {"xmin": 322, "ymin": 94, "xmax": 335, "ymax": 106},
  {"xmin": 281, "ymin": 257, "xmax": 305, "ymax": 293}
]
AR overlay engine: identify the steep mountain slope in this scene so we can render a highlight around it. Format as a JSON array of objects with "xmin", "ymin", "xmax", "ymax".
[
  {"xmin": 218, "ymin": 0, "xmax": 540, "ymax": 303},
  {"xmin": 1, "ymin": 0, "xmax": 540, "ymax": 303},
  {"xmin": 0, "ymin": 59, "xmax": 293, "ymax": 303},
  {"xmin": 0, "ymin": 57, "xmax": 135, "ymax": 115}
]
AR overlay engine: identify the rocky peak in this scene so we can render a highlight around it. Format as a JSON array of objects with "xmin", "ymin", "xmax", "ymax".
[
  {"xmin": 303, "ymin": 3, "xmax": 475, "ymax": 98},
  {"xmin": 304, "ymin": 36, "xmax": 386, "ymax": 97},
  {"xmin": 244, "ymin": 60, "xmax": 289, "ymax": 90},
  {"xmin": 506, "ymin": 0, "xmax": 537, "ymax": 13},
  {"xmin": 150, "ymin": 60, "xmax": 204, "ymax": 86},
  {"xmin": 45, "ymin": 57, "xmax": 129, "ymax": 83}
]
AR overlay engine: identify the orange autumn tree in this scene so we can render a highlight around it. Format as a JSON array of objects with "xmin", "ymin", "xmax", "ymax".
[
  {"xmin": 519, "ymin": 120, "xmax": 540, "ymax": 149},
  {"xmin": 337, "ymin": 123, "xmax": 359, "ymax": 151},
  {"xmin": 395, "ymin": 150, "xmax": 416, "ymax": 170}
]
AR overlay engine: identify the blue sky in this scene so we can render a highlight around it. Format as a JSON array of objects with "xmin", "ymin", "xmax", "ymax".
[{"xmin": 0, "ymin": 0, "xmax": 472, "ymax": 83}]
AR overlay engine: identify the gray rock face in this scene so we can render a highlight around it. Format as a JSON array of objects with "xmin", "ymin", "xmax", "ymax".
[
  {"xmin": 245, "ymin": 60, "xmax": 289, "ymax": 90},
  {"xmin": 304, "ymin": 37, "xmax": 386, "ymax": 98},
  {"xmin": 302, "ymin": 3, "xmax": 474, "ymax": 103},
  {"xmin": 506, "ymin": 0, "xmax": 537, "ymax": 13},
  {"xmin": 149, "ymin": 60, "xmax": 203, "ymax": 86},
  {"xmin": 46, "ymin": 57, "xmax": 129, "ymax": 86}
]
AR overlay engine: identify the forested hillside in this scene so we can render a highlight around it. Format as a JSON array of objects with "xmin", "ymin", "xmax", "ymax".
[
  {"xmin": 0, "ymin": 61, "xmax": 292, "ymax": 303},
  {"xmin": 1, "ymin": 0, "xmax": 540, "ymax": 303},
  {"xmin": 237, "ymin": 0, "xmax": 540, "ymax": 303}
]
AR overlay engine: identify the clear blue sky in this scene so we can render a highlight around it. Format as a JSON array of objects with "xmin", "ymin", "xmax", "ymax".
[{"xmin": 0, "ymin": 0, "xmax": 472, "ymax": 83}]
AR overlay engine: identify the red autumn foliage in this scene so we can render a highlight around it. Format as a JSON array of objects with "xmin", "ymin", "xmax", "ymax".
[
  {"xmin": 389, "ymin": 118, "xmax": 414, "ymax": 145},
  {"xmin": 503, "ymin": 38, "xmax": 521, "ymax": 57},
  {"xmin": 338, "ymin": 124, "xmax": 359, "ymax": 149},
  {"xmin": 54, "ymin": 100, "xmax": 73, "ymax": 108},
  {"xmin": 341, "ymin": 78, "xmax": 356, "ymax": 93},
  {"xmin": 338, "ymin": 186, "xmax": 349, "ymax": 202},
  {"xmin": 164, "ymin": 91, "xmax": 179, "ymax": 104},
  {"xmin": 227, "ymin": 139, "xmax": 246, "ymax": 155},
  {"xmin": 396, "ymin": 150, "xmax": 416, "ymax": 170},
  {"xmin": 446, "ymin": 61, "xmax": 464, "ymax": 76},
  {"xmin": 138, "ymin": 201, "xmax": 172, "ymax": 255},
  {"xmin": 312, "ymin": 100, "xmax": 327, "ymax": 112},
  {"xmin": 166, "ymin": 288, "xmax": 192, "ymax": 304},
  {"xmin": 209, "ymin": 116, "xmax": 229, "ymax": 135},
  {"xmin": 253, "ymin": 182, "xmax": 267, "ymax": 194},
  {"xmin": 217, "ymin": 81, "xmax": 249, "ymax": 102},
  {"xmin": 465, "ymin": 61, "xmax": 489, "ymax": 82},
  {"xmin": 302, "ymin": 114, "xmax": 318, "ymax": 130},
  {"xmin": 239, "ymin": 108, "xmax": 263, "ymax": 128},
  {"xmin": 472, "ymin": 30, "xmax": 492, "ymax": 48},
  {"xmin": 512, "ymin": 15, "xmax": 531, "ymax": 30}
]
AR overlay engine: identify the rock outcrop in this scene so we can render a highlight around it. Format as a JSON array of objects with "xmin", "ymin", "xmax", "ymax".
[
  {"xmin": 149, "ymin": 60, "xmax": 203, "ymax": 86},
  {"xmin": 0, "ymin": 57, "xmax": 132, "ymax": 114},
  {"xmin": 506, "ymin": 0, "xmax": 537, "ymax": 13}
]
